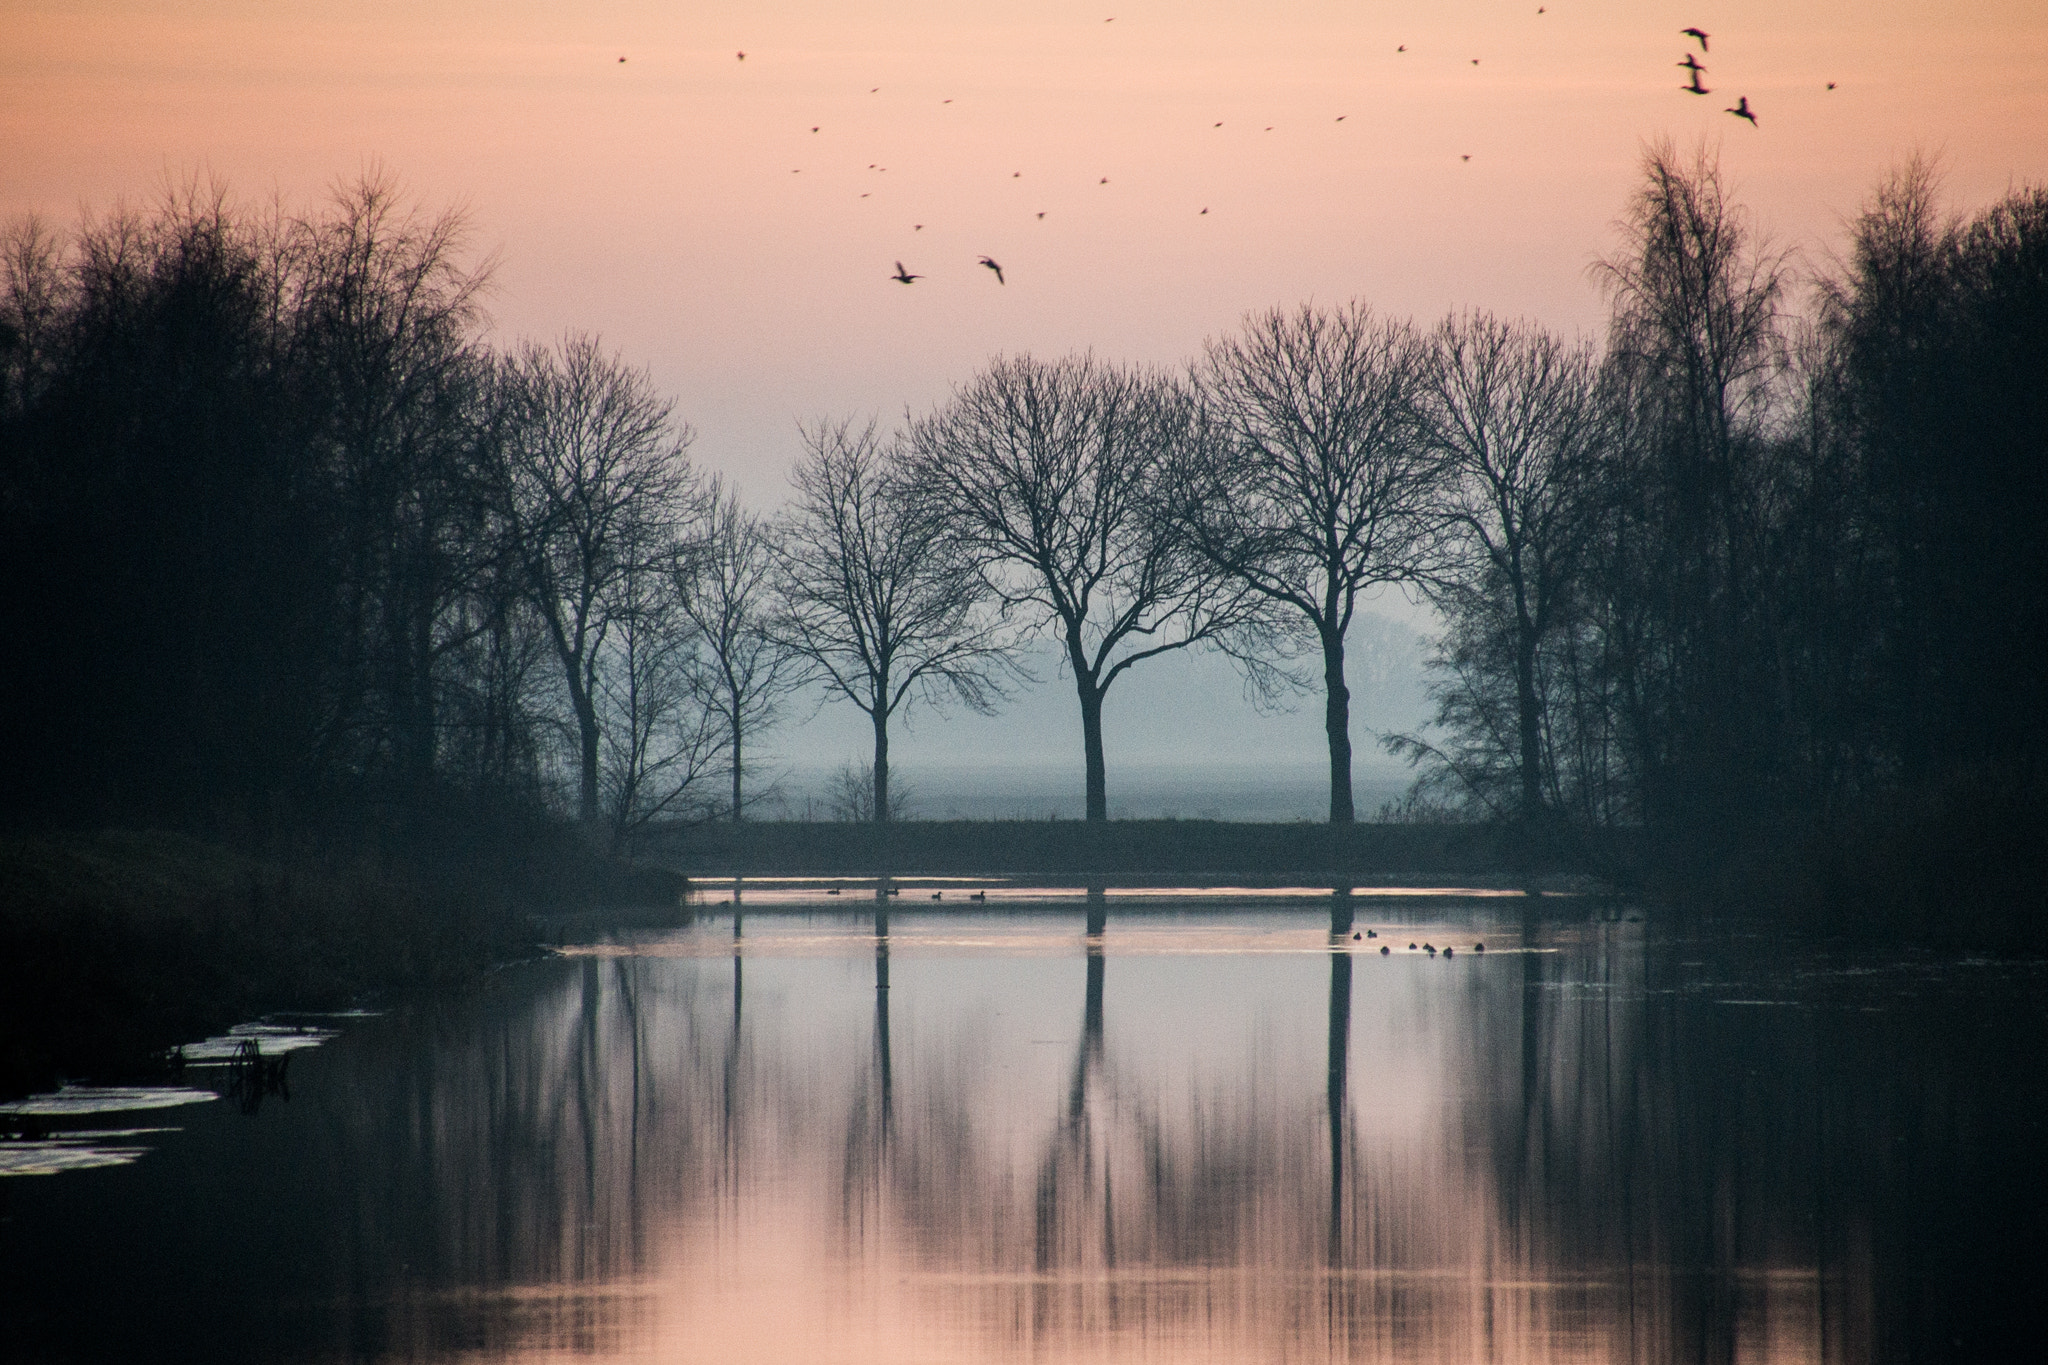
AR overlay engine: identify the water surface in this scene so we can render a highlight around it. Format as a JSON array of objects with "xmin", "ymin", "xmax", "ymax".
[{"xmin": 3, "ymin": 897, "xmax": 2042, "ymax": 1363}]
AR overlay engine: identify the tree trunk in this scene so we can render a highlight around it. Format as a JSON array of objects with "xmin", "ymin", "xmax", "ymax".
[
  {"xmin": 573, "ymin": 679, "xmax": 601, "ymax": 832},
  {"xmin": 871, "ymin": 708, "xmax": 890, "ymax": 824},
  {"xmin": 1323, "ymin": 630, "xmax": 1355, "ymax": 824},
  {"xmin": 1515, "ymin": 622, "xmax": 1545, "ymax": 823},
  {"xmin": 730, "ymin": 699, "xmax": 744, "ymax": 821},
  {"xmin": 1077, "ymin": 677, "xmax": 1107, "ymax": 822}
]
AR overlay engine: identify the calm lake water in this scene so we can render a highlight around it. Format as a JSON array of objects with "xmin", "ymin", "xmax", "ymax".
[{"xmin": 3, "ymin": 888, "xmax": 2044, "ymax": 1363}]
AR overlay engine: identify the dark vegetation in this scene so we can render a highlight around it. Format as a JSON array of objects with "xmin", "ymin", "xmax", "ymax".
[
  {"xmin": 649, "ymin": 817, "xmax": 1614, "ymax": 880},
  {"xmin": 0, "ymin": 141, "xmax": 2043, "ymax": 1099}
]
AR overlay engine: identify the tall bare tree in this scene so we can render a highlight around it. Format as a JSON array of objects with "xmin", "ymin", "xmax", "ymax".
[
  {"xmin": 775, "ymin": 418, "xmax": 1008, "ymax": 823},
  {"xmin": 910, "ymin": 354, "xmax": 1257, "ymax": 823},
  {"xmin": 1411, "ymin": 312, "xmax": 1603, "ymax": 823},
  {"xmin": 500, "ymin": 334, "xmax": 696, "ymax": 832},
  {"xmin": 1179, "ymin": 305, "xmax": 1435, "ymax": 823},
  {"xmin": 675, "ymin": 476, "xmax": 798, "ymax": 820},
  {"xmin": 1593, "ymin": 140, "xmax": 1790, "ymax": 827}
]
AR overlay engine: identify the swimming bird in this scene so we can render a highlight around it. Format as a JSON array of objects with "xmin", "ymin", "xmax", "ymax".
[
  {"xmin": 1444, "ymin": 947, "xmax": 1454, "ymax": 958},
  {"xmin": 1408, "ymin": 942, "xmax": 1418, "ymax": 950},
  {"xmin": 1725, "ymin": 95, "xmax": 1758, "ymax": 125},
  {"xmin": 1474, "ymin": 942, "xmax": 1484, "ymax": 952},
  {"xmin": 1366, "ymin": 929, "xmax": 1376, "ymax": 938},
  {"xmin": 1353, "ymin": 931, "xmax": 1362, "ymax": 940},
  {"xmin": 826, "ymin": 888, "xmax": 840, "ymax": 895},
  {"xmin": 890, "ymin": 261, "xmax": 921, "ymax": 283},
  {"xmin": 1682, "ymin": 27, "xmax": 1709, "ymax": 52},
  {"xmin": 1380, "ymin": 945, "xmax": 1390, "ymax": 954},
  {"xmin": 970, "ymin": 891, "xmax": 986, "ymax": 901},
  {"xmin": 978, "ymin": 255, "xmax": 1005, "ymax": 284},
  {"xmin": 931, "ymin": 891, "xmax": 942, "ymax": 900},
  {"xmin": 1424, "ymin": 943, "xmax": 1437, "ymax": 955}
]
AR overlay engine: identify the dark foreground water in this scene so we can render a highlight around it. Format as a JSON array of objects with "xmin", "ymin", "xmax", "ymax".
[{"xmin": 3, "ymin": 890, "xmax": 2044, "ymax": 1364}]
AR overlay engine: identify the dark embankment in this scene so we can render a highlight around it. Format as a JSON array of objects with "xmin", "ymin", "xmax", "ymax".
[
  {"xmin": 0, "ymin": 829, "xmax": 683, "ymax": 1103},
  {"xmin": 645, "ymin": 818, "xmax": 1628, "ymax": 884}
]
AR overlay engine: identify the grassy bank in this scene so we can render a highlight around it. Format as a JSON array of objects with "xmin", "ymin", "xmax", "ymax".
[
  {"xmin": 643, "ymin": 818, "xmax": 1623, "ymax": 883},
  {"xmin": 0, "ymin": 829, "xmax": 680, "ymax": 1102}
]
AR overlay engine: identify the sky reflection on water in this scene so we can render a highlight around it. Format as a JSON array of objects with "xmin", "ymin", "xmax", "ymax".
[{"xmin": 2, "ymin": 901, "xmax": 2042, "ymax": 1363}]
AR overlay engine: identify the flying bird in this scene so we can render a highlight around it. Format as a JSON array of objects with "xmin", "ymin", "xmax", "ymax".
[
  {"xmin": 978, "ymin": 256, "xmax": 1005, "ymax": 284},
  {"xmin": 618, "ymin": 56, "xmax": 626, "ymax": 63},
  {"xmin": 1013, "ymin": 171, "xmax": 1021, "ymax": 177},
  {"xmin": 1682, "ymin": 27, "xmax": 1709, "ymax": 52},
  {"xmin": 890, "ymin": 261, "xmax": 921, "ymax": 284},
  {"xmin": 1471, "ymin": 58, "xmax": 1480, "ymax": 65},
  {"xmin": 1397, "ymin": 45, "xmax": 1406, "ymax": 52},
  {"xmin": 736, "ymin": 51, "xmax": 745, "ymax": 60},
  {"xmin": 1100, "ymin": 177, "xmax": 1109, "ymax": 183},
  {"xmin": 914, "ymin": 223, "xmax": 923, "ymax": 230},
  {"xmin": 1336, "ymin": 114, "xmax": 1345, "ymax": 121},
  {"xmin": 1725, "ymin": 95, "xmax": 1757, "ymax": 125},
  {"xmin": 811, "ymin": 126, "xmax": 819, "ymax": 132},
  {"xmin": 1462, "ymin": 154, "xmax": 1471, "ymax": 161},
  {"xmin": 1214, "ymin": 121, "xmax": 1223, "ymax": 127},
  {"xmin": 1684, "ymin": 70, "xmax": 1710, "ymax": 95},
  {"xmin": 1199, "ymin": 206, "xmax": 1208, "ymax": 214},
  {"xmin": 1827, "ymin": 81, "xmax": 1837, "ymax": 90},
  {"xmin": 1678, "ymin": 53, "xmax": 1704, "ymax": 73}
]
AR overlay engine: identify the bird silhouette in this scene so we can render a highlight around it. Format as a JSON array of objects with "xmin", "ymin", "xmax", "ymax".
[
  {"xmin": 1826, "ymin": 81, "xmax": 1837, "ymax": 90},
  {"xmin": 1214, "ymin": 121, "xmax": 1223, "ymax": 127},
  {"xmin": 931, "ymin": 891, "xmax": 942, "ymax": 900},
  {"xmin": 736, "ymin": 51, "xmax": 745, "ymax": 60},
  {"xmin": 1099, "ymin": 176, "xmax": 1109, "ymax": 183},
  {"xmin": 890, "ymin": 261, "xmax": 921, "ymax": 284},
  {"xmin": 870, "ymin": 86, "xmax": 879, "ymax": 92},
  {"xmin": 825, "ymin": 887, "xmax": 840, "ymax": 895},
  {"xmin": 1684, "ymin": 70, "xmax": 1710, "ymax": 95},
  {"xmin": 1012, "ymin": 171, "xmax": 1020, "ymax": 177},
  {"xmin": 969, "ymin": 890, "xmax": 986, "ymax": 901},
  {"xmin": 1682, "ymin": 27, "xmax": 1709, "ymax": 52},
  {"xmin": 1678, "ymin": 53, "xmax": 1704, "ymax": 73},
  {"xmin": 1471, "ymin": 58, "xmax": 1480, "ymax": 65},
  {"xmin": 1335, "ymin": 114, "xmax": 1346, "ymax": 121},
  {"xmin": 811, "ymin": 126, "xmax": 819, "ymax": 132},
  {"xmin": 1199, "ymin": 206, "xmax": 1208, "ymax": 214},
  {"xmin": 618, "ymin": 56, "xmax": 626, "ymax": 63},
  {"xmin": 1462, "ymin": 154, "xmax": 1471, "ymax": 161},
  {"xmin": 1725, "ymin": 95, "xmax": 1758, "ymax": 125},
  {"xmin": 1036, "ymin": 211, "xmax": 1045, "ymax": 218},
  {"xmin": 978, "ymin": 255, "xmax": 1005, "ymax": 284},
  {"xmin": 914, "ymin": 223, "xmax": 923, "ymax": 230},
  {"xmin": 1397, "ymin": 45, "xmax": 1406, "ymax": 52}
]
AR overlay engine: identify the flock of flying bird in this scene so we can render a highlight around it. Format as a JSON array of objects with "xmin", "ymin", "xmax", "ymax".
[{"xmin": 709, "ymin": 18, "xmax": 1818, "ymax": 290}]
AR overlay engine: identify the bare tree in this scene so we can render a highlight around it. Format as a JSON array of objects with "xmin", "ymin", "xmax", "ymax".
[
  {"xmin": 774, "ymin": 418, "xmax": 1008, "ymax": 823},
  {"xmin": 1411, "ymin": 312, "xmax": 1603, "ymax": 823},
  {"xmin": 674, "ymin": 476, "xmax": 798, "ymax": 820},
  {"xmin": 500, "ymin": 334, "xmax": 696, "ymax": 832},
  {"xmin": 1592, "ymin": 139, "xmax": 1792, "ymax": 826},
  {"xmin": 1179, "ymin": 305, "xmax": 1435, "ymax": 823},
  {"xmin": 596, "ymin": 541, "xmax": 726, "ymax": 849},
  {"xmin": 911, "ymin": 354, "xmax": 1260, "ymax": 823}
]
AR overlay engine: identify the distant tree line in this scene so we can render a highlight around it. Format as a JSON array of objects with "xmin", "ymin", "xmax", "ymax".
[{"xmin": 2, "ymin": 149, "xmax": 2041, "ymax": 875}]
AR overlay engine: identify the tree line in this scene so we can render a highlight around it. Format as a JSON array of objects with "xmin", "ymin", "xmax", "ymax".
[{"xmin": 2, "ymin": 147, "xmax": 2042, "ymax": 869}]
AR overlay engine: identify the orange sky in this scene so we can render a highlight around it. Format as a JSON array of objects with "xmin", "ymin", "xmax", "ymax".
[{"xmin": 6, "ymin": 0, "xmax": 2045, "ymax": 503}]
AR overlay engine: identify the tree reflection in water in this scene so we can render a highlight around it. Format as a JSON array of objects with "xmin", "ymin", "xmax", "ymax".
[{"xmin": 2, "ymin": 905, "xmax": 2042, "ymax": 1363}]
